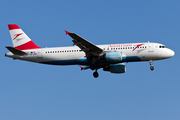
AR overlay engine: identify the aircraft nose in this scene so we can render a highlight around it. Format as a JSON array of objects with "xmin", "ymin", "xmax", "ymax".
[
  {"xmin": 170, "ymin": 50, "xmax": 175, "ymax": 57},
  {"xmin": 169, "ymin": 49, "xmax": 175, "ymax": 57}
]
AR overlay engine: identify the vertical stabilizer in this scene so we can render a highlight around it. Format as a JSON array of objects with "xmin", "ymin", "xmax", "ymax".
[{"xmin": 8, "ymin": 24, "xmax": 40, "ymax": 50}]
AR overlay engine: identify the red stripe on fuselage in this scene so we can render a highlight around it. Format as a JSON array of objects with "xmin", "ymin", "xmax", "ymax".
[
  {"xmin": 8, "ymin": 24, "xmax": 20, "ymax": 30},
  {"xmin": 15, "ymin": 41, "xmax": 41, "ymax": 50},
  {"xmin": 132, "ymin": 44, "xmax": 144, "ymax": 51}
]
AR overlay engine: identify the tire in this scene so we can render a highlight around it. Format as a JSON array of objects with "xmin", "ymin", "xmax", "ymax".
[
  {"xmin": 93, "ymin": 71, "xmax": 99, "ymax": 78},
  {"xmin": 150, "ymin": 66, "xmax": 154, "ymax": 71}
]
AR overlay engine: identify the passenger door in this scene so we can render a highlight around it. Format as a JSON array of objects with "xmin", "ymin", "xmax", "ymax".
[{"xmin": 148, "ymin": 42, "xmax": 154, "ymax": 52}]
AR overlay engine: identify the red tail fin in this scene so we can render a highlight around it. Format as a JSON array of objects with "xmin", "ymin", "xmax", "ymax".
[{"xmin": 8, "ymin": 24, "xmax": 40, "ymax": 50}]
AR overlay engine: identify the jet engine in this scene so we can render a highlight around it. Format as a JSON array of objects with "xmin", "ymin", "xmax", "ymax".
[
  {"xmin": 104, "ymin": 51, "xmax": 122, "ymax": 63},
  {"xmin": 103, "ymin": 63, "xmax": 126, "ymax": 73}
]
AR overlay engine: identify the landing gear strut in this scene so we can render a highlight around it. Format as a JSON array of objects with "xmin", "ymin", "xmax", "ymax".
[
  {"xmin": 93, "ymin": 69, "xmax": 99, "ymax": 78},
  {"xmin": 149, "ymin": 60, "xmax": 154, "ymax": 71},
  {"xmin": 91, "ymin": 58, "xmax": 100, "ymax": 78},
  {"xmin": 90, "ymin": 64, "xmax": 96, "ymax": 70}
]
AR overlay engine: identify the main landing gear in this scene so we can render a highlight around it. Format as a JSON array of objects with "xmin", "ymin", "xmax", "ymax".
[
  {"xmin": 89, "ymin": 62, "xmax": 99, "ymax": 78},
  {"xmin": 90, "ymin": 65, "xmax": 99, "ymax": 78},
  {"xmin": 149, "ymin": 60, "xmax": 154, "ymax": 71},
  {"xmin": 93, "ymin": 69, "xmax": 99, "ymax": 78}
]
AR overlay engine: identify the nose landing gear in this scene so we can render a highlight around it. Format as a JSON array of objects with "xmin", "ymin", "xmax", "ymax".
[
  {"xmin": 149, "ymin": 60, "xmax": 154, "ymax": 71},
  {"xmin": 150, "ymin": 66, "xmax": 154, "ymax": 70}
]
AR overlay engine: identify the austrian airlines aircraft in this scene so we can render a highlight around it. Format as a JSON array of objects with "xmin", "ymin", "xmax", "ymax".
[{"xmin": 5, "ymin": 24, "xmax": 175, "ymax": 78}]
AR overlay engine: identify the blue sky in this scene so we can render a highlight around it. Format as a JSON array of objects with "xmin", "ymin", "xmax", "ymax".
[{"xmin": 1, "ymin": 0, "xmax": 180, "ymax": 120}]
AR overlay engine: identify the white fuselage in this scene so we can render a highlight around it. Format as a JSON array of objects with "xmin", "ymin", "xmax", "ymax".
[
  {"xmin": 6, "ymin": 24, "xmax": 175, "ymax": 77},
  {"xmin": 5, "ymin": 42, "xmax": 175, "ymax": 66}
]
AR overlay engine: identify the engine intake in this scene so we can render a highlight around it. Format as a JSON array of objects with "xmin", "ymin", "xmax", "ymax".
[{"xmin": 104, "ymin": 51, "xmax": 122, "ymax": 63}]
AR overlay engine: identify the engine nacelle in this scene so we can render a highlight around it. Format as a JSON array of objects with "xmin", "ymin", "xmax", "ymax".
[
  {"xmin": 104, "ymin": 51, "xmax": 122, "ymax": 63},
  {"xmin": 103, "ymin": 63, "xmax": 126, "ymax": 74}
]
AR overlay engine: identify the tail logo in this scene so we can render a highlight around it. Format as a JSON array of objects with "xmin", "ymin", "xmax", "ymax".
[{"xmin": 13, "ymin": 33, "xmax": 23, "ymax": 40}]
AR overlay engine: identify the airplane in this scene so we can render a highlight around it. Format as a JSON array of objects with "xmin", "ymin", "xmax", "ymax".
[{"xmin": 5, "ymin": 24, "xmax": 175, "ymax": 78}]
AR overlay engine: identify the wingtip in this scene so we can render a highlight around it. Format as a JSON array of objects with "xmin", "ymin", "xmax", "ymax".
[
  {"xmin": 80, "ymin": 66, "xmax": 83, "ymax": 70},
  {"xmin": 65, "ymin": 30, "xmax": 70, "ymax": 35}
]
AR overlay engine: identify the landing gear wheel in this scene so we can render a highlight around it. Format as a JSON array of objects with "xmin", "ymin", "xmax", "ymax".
[
  {"xmin": 93, "ymin": 71, "xmax": 99, "ymax": 78},
  {"xmin": 150, "ymin": 66, "xmax": 154, "ymax": 71},
  {"xmin": 149, "ymin": 60, "xmax": 154, "ymax": 71}
]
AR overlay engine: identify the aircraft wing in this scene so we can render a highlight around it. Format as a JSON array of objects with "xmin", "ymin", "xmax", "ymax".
[{"xmin": 66, "ymin": 31, "xmax": 103, "ymax": 57}]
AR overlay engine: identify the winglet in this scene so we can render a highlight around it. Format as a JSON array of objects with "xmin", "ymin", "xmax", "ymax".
[
  {"xmin": 65, "ymin": 30, "xmax": 70, "ymax": 35},
  {"xmin": 80, "ymin": 66, "xmax": 83, "ymax": 70}
]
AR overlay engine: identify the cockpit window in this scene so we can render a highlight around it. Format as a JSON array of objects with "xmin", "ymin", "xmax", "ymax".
[{"xmin": 159, "ymin": 45, "xmax": 166, "ymax": 48}]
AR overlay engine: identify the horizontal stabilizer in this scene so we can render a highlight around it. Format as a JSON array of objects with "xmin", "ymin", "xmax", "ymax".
[{"xmin": 6, "ymin": 46, "xmax": 27, "ymax": 55}]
